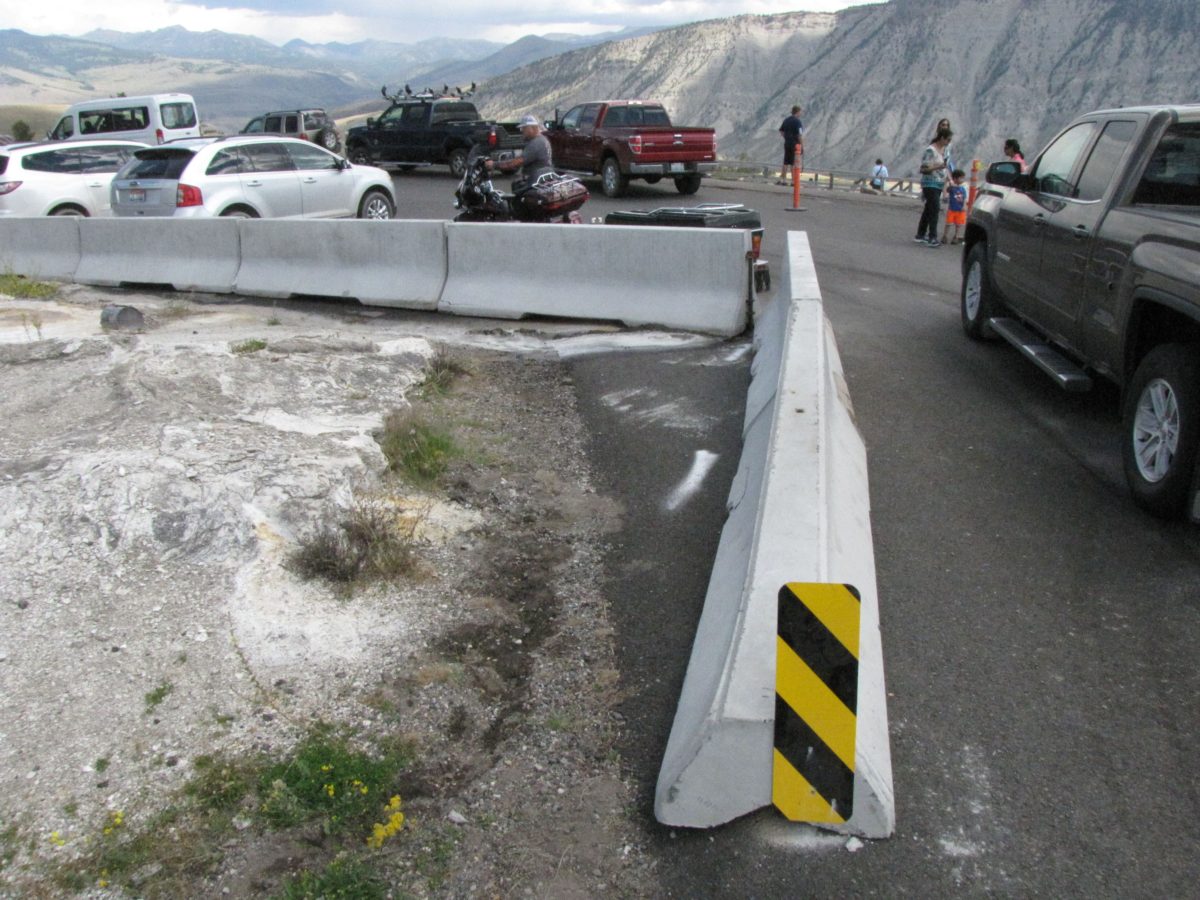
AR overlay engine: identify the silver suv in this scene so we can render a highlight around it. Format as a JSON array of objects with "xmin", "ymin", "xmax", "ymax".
[
  {"xmin": 0, "ymin": 139, "xmax": 147, "ymax": 217},
  {"xmin": 241, "ymin": 109, "xmax": 341, "ymax": 153},
  {"xmin": 110, "ymin": 136, "xmax": 395, "ymax": 219}
]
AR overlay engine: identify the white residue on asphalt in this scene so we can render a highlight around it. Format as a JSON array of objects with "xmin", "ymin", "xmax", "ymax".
[
  {"xmin": 663, "ymin": 450, "xmax": 720, "ymax": 511},
  {"xmin": 753, "ymin": 818, "xmax": 847, "ymax": 851}
]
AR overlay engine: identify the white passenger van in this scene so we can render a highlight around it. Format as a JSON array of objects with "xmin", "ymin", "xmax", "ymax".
[{"xmin": 48, "ymin": 94, "xmax": 200, "ymax": 145}]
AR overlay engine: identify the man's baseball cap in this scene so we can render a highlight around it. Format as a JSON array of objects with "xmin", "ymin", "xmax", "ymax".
[{"xmin": 518, "ymin": 114, "xmax": 540, "ymax": 127}]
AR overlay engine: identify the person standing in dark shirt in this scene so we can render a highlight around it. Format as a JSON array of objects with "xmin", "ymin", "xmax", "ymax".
[
  {"xmin": 488, "ymin": 114, "xmax": 553, "ymax": 191},
  {"xmin": 778, "ymin": 105, "xmax": 804, "ymax": 185}
]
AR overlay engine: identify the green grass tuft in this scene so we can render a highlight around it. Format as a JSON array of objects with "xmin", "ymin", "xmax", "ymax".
[
  {"xmin": 377, "ymin": 410, "xmax": 458, "ymax": 486},
  {"xmin": 230, "ymin": 338, "xmax": 268, "ymax": 355},
  {"xmin": 0, "ymin": 271, "xmax": 57, "ymax": 299}
]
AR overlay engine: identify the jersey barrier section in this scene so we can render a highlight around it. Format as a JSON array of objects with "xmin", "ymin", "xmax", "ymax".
[
  {"xmin": 234, "ymin": 219, "xmax": 446, "ymax": 309},
  {"xmin": 74, "ymin": 218, "xmax": 241, "ymax": 293},
  {"xmin": 655, "ymin": 231, "xmax": 894, "ymax": 837},
  {"xmin": 0, "ymin": 217, "xmax": 82, "ymax": 282},
  {"xmin": 440, "ymin": 222, "xmax": 751, "ymax": 338}
]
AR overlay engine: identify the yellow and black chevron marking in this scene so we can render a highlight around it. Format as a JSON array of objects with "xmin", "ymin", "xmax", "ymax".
[{"xmin": 773, "ymin": 582, "xmax": 861, "ymax": 824}]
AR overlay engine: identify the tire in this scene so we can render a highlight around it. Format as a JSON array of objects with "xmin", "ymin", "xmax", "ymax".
[
  {"xmin": 674, "ymin": 174, "xmax": 702, "ymax": 195},
  {"xmin": 1121, "ymin": 344, "xmax": 1200, "ymax": 519},
  {"xmin": 347, "ymin": 144, "xmax": 370, "ymax": 166},
  {"xmin": 601, "ymin": 157, "xmax": 628, "ymax": 198},
  {"xmin": 448, "ymin": 148, "xmax": 469, "ymax": 179},
  {"xmin": 50, "ymin": 205, "xmax": 87, "ymax": 217},
  {"xmin": 397, "ymin": 165, "xmax": 418, "ymax": 173},
  {"xmin": 358, "ymin": 189, "xmax": 394, "ymax": 220},
  {"xmin": 318, "ymin": 127, "xmax": 340, "ymax": 152},
  {"xmin": 961, "ymin": 242, "xmax": 1001, "ymax": 340},
  {"xmin": 221, "ymin": 207, "xmax": 258, "ymax": 219}
]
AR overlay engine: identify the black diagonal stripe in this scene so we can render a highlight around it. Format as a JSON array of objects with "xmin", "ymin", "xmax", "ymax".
[
  {"xmin": 777, "ymin": 585, "xmax": 859, "ymax": 713},
  {"xmin": 774, "ymin": 694, "xmax": 855, "ymax": 818}
]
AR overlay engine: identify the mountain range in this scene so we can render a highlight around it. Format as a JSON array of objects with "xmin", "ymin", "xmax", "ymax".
[{"xmin": 4, "ymin": 0, "xmax": 1199, "ymax": 172}]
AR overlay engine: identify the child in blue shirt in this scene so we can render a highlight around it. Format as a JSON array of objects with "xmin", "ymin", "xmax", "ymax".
[{"xmin": 941, "ymin": 169, "xmax": 968, "ymax": 245}]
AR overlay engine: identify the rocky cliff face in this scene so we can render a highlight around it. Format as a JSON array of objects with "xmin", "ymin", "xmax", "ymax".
[{"xmin": 475, "ymin": 0, "xmax": 1200, "ymax": 174}]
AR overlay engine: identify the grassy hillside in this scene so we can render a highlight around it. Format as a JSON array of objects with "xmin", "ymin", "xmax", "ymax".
[{"xmin": 0, "ymin": 103, "xmax": 65, "ymax": 140}]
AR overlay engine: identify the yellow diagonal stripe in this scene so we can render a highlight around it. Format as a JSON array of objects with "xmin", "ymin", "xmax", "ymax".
[
  {"xmin": 784, "ymin": 582, "xmax": 861, "ymax": 660},
  {"xmin": 772, "ymin": 748, "xmax": 846, "ymax": 824},
  {"xmin": 776, "ymin": 636, "xmax": 857, "ymax": 771}
]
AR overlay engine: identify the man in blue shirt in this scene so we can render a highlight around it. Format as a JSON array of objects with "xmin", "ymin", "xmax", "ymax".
[{"xmin": 778, "ymin": 105, "xmax": 804, "ymax": 185}]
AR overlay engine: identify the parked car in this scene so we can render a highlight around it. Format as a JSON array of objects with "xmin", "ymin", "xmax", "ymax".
[
  {"xmin": 0, "ymin": 139, "xmax": 148, "ymax": 217},
  {"xmin": 241, "ymin": 109, "xmax": 341, "ymax": 153},
  {"xmin": 962, "ymin": 104, "xmax": 1200, "ymax": 520},
  {"xmin": 48, "ymin": 94, "xmax": 200, "ymax": 145},
  {"xmin": 545, "ymin": 101, "xmax": 717, "ymax": 197},
  {"xmin": 110, "ymin": 135, "xmax": 395, "ymax": 219},
  {"xmin": 345, "ymin": 90, "xmax": 523, "ymax": 177}
]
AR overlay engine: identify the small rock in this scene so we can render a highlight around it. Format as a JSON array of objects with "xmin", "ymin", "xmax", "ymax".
[
  {"xmin": 447, "ymin": 810, "xmax": 468, "ymax": 826},
  {"xmin": 16, "ymin": 600, "xmax": 29, "ymax": 610},
  {"xmin": 845, "ymin": 837, "xmax": 865, "ymax": 853}
]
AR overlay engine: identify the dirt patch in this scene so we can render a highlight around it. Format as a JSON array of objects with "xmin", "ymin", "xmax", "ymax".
[{"xmin": 0, "ymin": 289, "xmax": 652, "ymax": 897}]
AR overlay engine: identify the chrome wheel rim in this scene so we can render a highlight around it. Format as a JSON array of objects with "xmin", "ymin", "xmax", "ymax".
[
  {"xmin": 363, "ymin": 196, "xmax": 391, "ymax": 219},
  {"xmin": 603, "ymin": 164, "xmax": 616, "ymax": 194},
  {"xmin": 964, "ymin": 261, "xmax": 982, "ymax": 321},
  {"xmin": 1132, "ymin": 377, "xmax": 1180, "ymax": 483}
]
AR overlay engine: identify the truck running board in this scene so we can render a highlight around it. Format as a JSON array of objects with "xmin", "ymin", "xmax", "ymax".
[{"xmin": 988, "ymin": 317, "xmax": 1093, "ymax": 392}]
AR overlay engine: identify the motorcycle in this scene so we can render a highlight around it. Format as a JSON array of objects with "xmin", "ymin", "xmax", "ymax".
[{"xmin": 453, "ymin": 147, "xmax": 589, "ymax": 223}]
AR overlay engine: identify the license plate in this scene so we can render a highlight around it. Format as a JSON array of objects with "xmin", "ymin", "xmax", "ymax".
[
  {"xmin": 670, "ymin": 163, "xmax": 685, "ymax": 174},
  {"xmin": 128, "ymin": 188, "xmax": 145, "ymax": 203}
]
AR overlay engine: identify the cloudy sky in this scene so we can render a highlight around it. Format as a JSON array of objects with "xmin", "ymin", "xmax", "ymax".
[{"xmin": 11, "ymin": 0, "xmax": 877, "ymax": 45}]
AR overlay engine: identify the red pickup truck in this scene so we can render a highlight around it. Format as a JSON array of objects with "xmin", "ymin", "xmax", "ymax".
[{"xmin": 545, "ymin": 101, "xmax": 717, "ymax": 198}]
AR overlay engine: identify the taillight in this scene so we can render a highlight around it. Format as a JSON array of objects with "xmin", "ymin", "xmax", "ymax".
[
  {"xmin": 488, "ymin": 128, "xmax": 498, "ymax": 148},
  {"xmin": 750, "ymin": 231, "xmax": 762, "ymax": 260},
  {"xmin": 0, "ymin": 181, "xmax": 21, "ymax": 196},
  {"xmin": 629, "ymin": 135, "xmax": 642, "ymax": 154},
  {"xmin": 155, "ymin": 128, "xmax": 165, "ymax": 144},
  {"xmin": 301, "ymin": 133, "xmax": 310, "ymax": 141},
  {"xmin": 176, "ymin": 184, "xmax": 203, "ymax": 207}
]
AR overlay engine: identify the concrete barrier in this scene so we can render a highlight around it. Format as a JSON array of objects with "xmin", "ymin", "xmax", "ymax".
[
  {"xmin": 74, "ymin": 218, "xmax": 241, "ymax": 293},
  {"xmin": 440, "ymin": 223, "xmax": 751, "ymax": 337},
  {"xmin": 0, "ymin": 217, "xmax": 81, "ymax": 281},
  {"xmin": 235, "ymin": 219, "xmax": 446, "ymax": 309},
  {"xmin": 655, "ymin": 231, "xmax": 894, "ymax": 837}
]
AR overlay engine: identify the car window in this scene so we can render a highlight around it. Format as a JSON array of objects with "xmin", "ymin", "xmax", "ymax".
[
  {"xmin": 561, "ymin": 106, "xmax": 584, "ymax": 130},
  {"xmin": 379, "ymin": 105, "xmax": 405, "ymax": 125},
  {"xmin": 22, "ymin": 150, "xmax": 81, "ymax": 173},
  {"xmin": 121, "ymin": 149, "xmax": 195, "ymax": 179},
  {"xmin": 579, "ymin": 105, "xmax": 601, "ymax": 128},
  {"xmin": 1031, "ymin": 122, "xmax": 1096, "ymax": 197},
  {"xmin": 400, "ymin": 105, "xmax": 428, "ymax": 126},
  {"xmin": 242, "ymin": 143, "xmax": 296, "ymax": 173},
  {"xmin": 0, "ymin": 155, "xmax": 8, "ymax": 176},
  {"xmin": 1074, "ymin": 120, "xmax": 1138, "ymax": 201},
  {"xmin": 431, "ymin": 103, "xmax": 476, "ymax": 124},
  {"xmin": 206, "ymin": 148, "xmax": 246, "ymax": 176},
  {"xmin": 286, "ymin": 143, "xmax": 339, "ymax": 171},
  {"xmin": 50, "ymin": 116, "xmax": 74, "ymax": 140},
  {"xmin": 79, "ymin": 107, "xmax": 150, "ymax": 135},
  {"xmin": 77, "ymin": 146, "xmax": 135, "ymax": 174},
  {"xmin": 604, "ymin": 107, "xmax": 627, "ymax": 127},
  {"xmin": 284, "ymin": 115, "xmax": 299, "ymax": 133},
  {"xmin": 1131, "ymin": 122, "xmax": 1200, "ymax": 207},
  {"xmin": 644, "ymin": 107, "xmax": 671, "ymax": 127},
  {"xmin": 303, "ymin": 112, "xmax": 326, "ymax": 129},
  {"xmin": 160, "ymin": 102, "xmax": 196, "ymax": 129},
  {"xmin": 243, "ymin": 117, "xmax": 265, "ymax": 134},
  {"xmin": 263, "ymin": 116, "xmax": 283, "ymax": 133}
]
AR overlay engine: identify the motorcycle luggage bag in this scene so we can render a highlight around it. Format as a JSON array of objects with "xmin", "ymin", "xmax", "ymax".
[
  {"xmin": 604, "ymin": 205, "xmax": 761, "ymax": 229},
  {"xmin": 515, "ymin": 176, "xmax": 590, "ymax": 215}
]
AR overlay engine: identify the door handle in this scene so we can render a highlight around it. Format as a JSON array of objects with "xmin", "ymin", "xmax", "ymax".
[
  {"xmin": 1032, "ymin": 214, "xmax": 1046, "ymax": 227},
  {"xmin": 87, "ymin": 181, "xmax": 104, "ymax": 187},
  {"xmin": 244, "ymin": 180, "xmax": 263, "ymax": 187},
  {"xmin": 1073, "ymin": 224, "xmax": 1090, "ymax": 239},
  {"xmin": 302, "ymin": 177, "xmax": 318, "ymax": 184}
]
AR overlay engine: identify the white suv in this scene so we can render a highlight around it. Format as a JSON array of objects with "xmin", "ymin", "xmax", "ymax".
[
  {"xmin": 110, "ymin": 136, "xmax": 395, "ymax": 219},
  {"xmin": 0, "ymin": 139, "xmax": 148, "ymax": 217}
]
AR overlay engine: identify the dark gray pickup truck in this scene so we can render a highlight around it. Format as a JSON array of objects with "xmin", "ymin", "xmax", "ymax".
[{"xmin": 961, "ymin": 105, "xmax": 1200, "ymax": 520}]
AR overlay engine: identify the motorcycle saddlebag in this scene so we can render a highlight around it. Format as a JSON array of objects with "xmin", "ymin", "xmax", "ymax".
[
  {"xmin": 604, "ymin": 204, "xmax": 761, "ymax": 229},
  {"xmin": 516, "ymin": 176, "xmax": 590, "ymax": 215}
]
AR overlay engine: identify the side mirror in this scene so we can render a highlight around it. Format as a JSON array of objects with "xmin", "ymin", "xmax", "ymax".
[
  {"xmin": 366, "ymin": 117, "xmax": 376, "ymax": 128},
  {"xmin": 336, "ymin": 157, "xmax": 350, "ymax": 170},
  {"xmin": 985, "ymin": 160, "xmax": 1021, "ymax": 187}
]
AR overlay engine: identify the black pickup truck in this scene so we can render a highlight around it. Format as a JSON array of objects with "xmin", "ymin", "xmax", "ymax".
[
  {"xmin": 962, "ymin": 104, "xmax": 1200, "ymax": 520},
  {"xmin": 344, "ymin": 93, "xmax": 522, "ymax": 177}
]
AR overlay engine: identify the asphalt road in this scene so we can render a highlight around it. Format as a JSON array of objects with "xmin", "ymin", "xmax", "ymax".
[{"xmin": 393, "ymin": 169, "xmax": 1200, "ymax": 897}]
